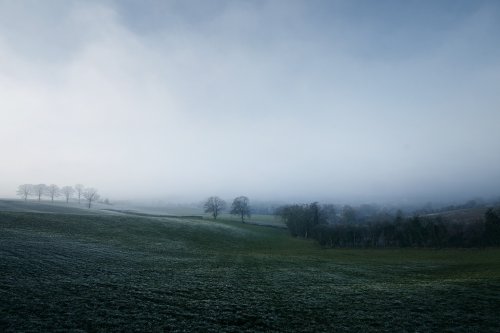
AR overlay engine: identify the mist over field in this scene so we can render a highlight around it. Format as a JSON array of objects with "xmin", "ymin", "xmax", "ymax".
[
  {"xmin": 2, "ymin": 2, "xmax": 500, "ymax": 332},
  {"xmin": 1, "ymin": 0, "xmax": 500, "ymax": 204}
]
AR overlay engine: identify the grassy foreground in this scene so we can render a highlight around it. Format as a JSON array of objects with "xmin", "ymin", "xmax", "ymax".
[{"xmin": 1, "ymin": 211, "xmax": 499, "ymax": 332}]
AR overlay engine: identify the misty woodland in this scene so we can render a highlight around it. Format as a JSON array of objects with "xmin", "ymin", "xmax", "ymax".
[{"xmin": 277, "ymin": 202, "xmax": 500, "ymax": 248}]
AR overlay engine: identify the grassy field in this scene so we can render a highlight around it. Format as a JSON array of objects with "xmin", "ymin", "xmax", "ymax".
[
  {"xmin": 1, "ymin": 209, "xmax": 500, "ymax": 332},
  {"xmin": 0, "ymin": 199, "xmax": 111, "ymax": 215},
  {"xmin": 216, "ymin": 213, "xmax": 286, "ymax": 228}
]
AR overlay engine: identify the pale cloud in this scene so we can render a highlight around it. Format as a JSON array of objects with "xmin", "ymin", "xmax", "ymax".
[{"xmin": 1, "ymin": 0, "xmax": 499, "ymax": 203}]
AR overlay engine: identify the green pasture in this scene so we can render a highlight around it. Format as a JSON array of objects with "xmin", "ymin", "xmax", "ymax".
[{"xmin": 1, "ymin": 210, "xmax": 499, "ymax": 332}]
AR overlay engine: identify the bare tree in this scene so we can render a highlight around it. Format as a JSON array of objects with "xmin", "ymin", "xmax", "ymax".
[
  {"xmin": 75, "ymin": 184, "xmax": 84, "ymax": 204},
  {"xmin": 83, "ymin": 188, "xmax": 100, "ymax": 208},
  {"xmin": 230, "ymin": 196, "xmax": 251, "ymax": 223},
  {"xmin": 17, "ymin": 184, "xmax": 33, "ymax": 201},
  {"xmin": 47, "ymin": 184, "xmax": 60, "ymax": 202},
  {"xmin": 204, "ymin": 196, "xmax": 226, "ymax": 220},
  {"xmin": 61, "ymin": 186, "xmax": 75, "ymax": 204},
  {"xmin": 33, "ymin": 184, "xmax": 47, "ymax": 201}
]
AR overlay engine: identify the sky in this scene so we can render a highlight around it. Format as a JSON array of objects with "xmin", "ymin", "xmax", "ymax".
[{"xmin": 1, "ymin": 0, "xmax": 500, "ymax": 204}]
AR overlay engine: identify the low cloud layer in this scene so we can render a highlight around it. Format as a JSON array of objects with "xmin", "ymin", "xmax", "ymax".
[{"xmin": 1, "ymin": 0, "xmax": 500, "ymax": 203}]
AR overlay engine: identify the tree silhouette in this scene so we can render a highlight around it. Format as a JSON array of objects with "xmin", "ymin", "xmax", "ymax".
[
  {"xmin": 16, "ymin": 184, "xmax": 32, "ymax": 201},
  {"xmin": 33, "ymin": 184, "xmax": 47, "ymax": 201},
  {"xmin": 75, "ymin": 184, "xmax": 84, "ymax": 204},
  {"xmin": 61, "ymin": 186, "xmax": 75, "ymax": 204},
  {"xmin": 230, "ymin": 196, "xmax": 251, "ymax": 223},
  {"xmin": 204, "ymin": 196, "xmax": 226, "ymax": 220},
  {"xmin": 83, "ymin": 188, "xmax": 100, "ymax": 209},
  {"xmin": 47, "ymin": 184, "xmax": 60, "ymax": 202}
]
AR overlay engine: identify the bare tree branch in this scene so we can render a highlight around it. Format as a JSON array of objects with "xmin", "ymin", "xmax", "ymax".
[
  {"xmin": 204, "ymin": 196, "xmax": 226, "ymax": 220},
  {"xmin": 83, "ymin": 188, "xmax": 100, "ymax": 209},
  {"xmin": 47, "ymin": 184, "xmax": 60, "ymax": 202},
  {"xmin": 230, "ymin": 196, "xmax": 251, "ymax": 223},
  {"xmin": 33, "ymin": 184, "xmax": 47, "ymax": 201},
  {"xmin": 75, "ymin": 184, "xmax": 84, "ymax": 204},
  {"xmin": 61, "ymin": 186, "xmax": 75, "ymax": 204},
  {"xmin": 17, "ymin": 184, "xmax": 33, "ymax": 201}
]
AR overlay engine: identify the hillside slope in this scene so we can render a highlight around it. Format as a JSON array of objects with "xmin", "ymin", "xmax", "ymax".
[
  {"xmin": 0, "ymin": 199, "xmax": 112, "ymax": 215},
  {"xmin": 1, "ymin": 211, "xmax": 499, "ymax": 331}
]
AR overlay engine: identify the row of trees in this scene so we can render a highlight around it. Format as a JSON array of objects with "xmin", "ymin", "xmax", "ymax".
[
  {"xmin": 276, "ymin": 203, "xmax": 500, "ymax": 248},
  {"xmin": 16, "ymin": 184, "xmax": 101, "ymax": 208},
  {"xmin": 274, "ymin": 203, "xmax": 390, "ymax": 225},
  {"xmin": 203, "ymin": 196, "xmax": 251, "ymax": 222},
  {"xmin": 275, "ymin": 203, "xmax": 323, "ymax": 239}
]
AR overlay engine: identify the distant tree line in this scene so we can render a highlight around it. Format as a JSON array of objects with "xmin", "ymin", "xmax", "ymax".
[
  {"xmin": 16, "ymin": 184, "xmax": 107, "ymax": 208},
  {"xmin": 411, "ymin": 199, "xmax": 487, "ymax": 216},
  {"xmin": 276, "ymin": 203, "xmax": 500, "ymax": 248},
  {"xmin": 204, "ymin": 196, "xmax": 251, "ymax": 222}
]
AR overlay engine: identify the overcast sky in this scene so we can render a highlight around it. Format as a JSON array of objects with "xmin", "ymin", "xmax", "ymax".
[{"xmin": 1, "ymin": 0, "xmax": 499, "ymax": 204}]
